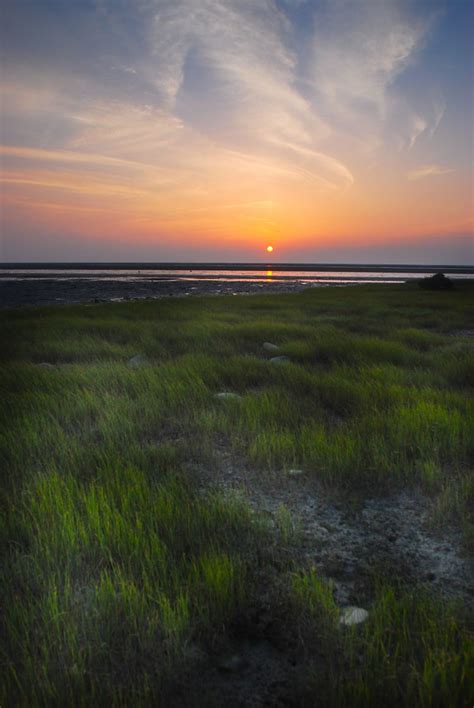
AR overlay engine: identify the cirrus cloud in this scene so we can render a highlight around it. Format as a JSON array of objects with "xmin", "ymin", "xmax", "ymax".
[{"xmin": 407, "ymin": 164, "xmax": 454, "ymax": 180}]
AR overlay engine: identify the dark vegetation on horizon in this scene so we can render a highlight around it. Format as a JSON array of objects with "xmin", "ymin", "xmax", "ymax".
[{"xmin": 1, "ymin": 283, "xmax": 473, "ymax": 706}]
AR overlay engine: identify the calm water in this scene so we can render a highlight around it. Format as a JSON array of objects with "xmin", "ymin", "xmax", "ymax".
[{"xmin": 2, "ymin": 267, "xmax": 472, "ymax": 284}]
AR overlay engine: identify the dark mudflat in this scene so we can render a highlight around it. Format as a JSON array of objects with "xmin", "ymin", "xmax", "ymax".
[{"xmin": 0, "ymin": 276, "xmax": 323, "ymax": 308}]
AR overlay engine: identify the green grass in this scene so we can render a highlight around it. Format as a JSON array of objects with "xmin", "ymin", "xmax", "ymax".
[
  {"xmin": 1, "ymin": 282, "xmax": 473, "ymax": 705},
  {"xmin": 292, "ymin": 579, "xmax": 473, "ymax": 707}
]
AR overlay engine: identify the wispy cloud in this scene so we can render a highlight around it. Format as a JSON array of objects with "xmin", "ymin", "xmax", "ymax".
[
  {"xmin": 407, "ymin": 115, "xmax": 428, "ymax": 149},
  {"xmin": 407, "ymin": 164, "xmax": 454, "ymax": 180},
  {"xmin": 310, "ymin": 0, "xmax": 432, "ymax": 112},
  {"xmin": 0, "ymin": 0, "xmax": 436, "ymax": 185},
  {"xmin": 429, "ymin": 97, "xmax": 446, "ymax": 138}
]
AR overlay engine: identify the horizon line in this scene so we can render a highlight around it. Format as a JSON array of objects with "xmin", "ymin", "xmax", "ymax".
[{"xmin": 1, "ymin": 262, "xmax": 474, "ymax": 274}]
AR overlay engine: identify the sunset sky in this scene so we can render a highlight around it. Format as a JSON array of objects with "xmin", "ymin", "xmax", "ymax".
[{"xmin": 1, "ymin": 0, "xmax": 473, "ymax": 263}]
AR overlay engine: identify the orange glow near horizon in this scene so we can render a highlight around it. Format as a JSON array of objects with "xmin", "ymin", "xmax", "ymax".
[
  {"xmin": 2, "ymin": 148, "xmax": 472, "ymax": 261},
  {"xmin": 2, "ymin": 143, "xmax": 471, "ymax": 253}
]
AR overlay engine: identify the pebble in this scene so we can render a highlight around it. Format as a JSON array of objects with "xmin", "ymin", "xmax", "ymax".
[
  {"xmin": 269, "ymin": 356, "xmax": 290, "ymax": 364},
  {"xmin": 339, "ymin": 607, "xmax": 369, "ymax": 626},
  {"xmin": 215, "ymin": 392, "xmax": 242, "ymax": 401},
  {"xmin": 263, "ymin": 342, "xmax": 280, "ymax": 352},
  {"xmin": 288, "ymin": 468, "xmax": 304, "ymax": 477},
  {"xmin": 128, "ymin": 354, "xmax": 148, "ymax": 368}
]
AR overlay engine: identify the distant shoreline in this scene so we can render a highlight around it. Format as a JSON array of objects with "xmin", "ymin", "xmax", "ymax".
[
  {"xmin": 2, "ymin": 262, "xmax": 474, "ymax": 274},
  {"xmin": 1, "ymin": 264, "xmax": 472, "ymax": 308}
]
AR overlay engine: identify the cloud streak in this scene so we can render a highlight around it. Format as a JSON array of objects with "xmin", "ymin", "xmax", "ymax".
[{"xmin": 407, "ymin": 164, "xmax": 454, "ymax": 180}]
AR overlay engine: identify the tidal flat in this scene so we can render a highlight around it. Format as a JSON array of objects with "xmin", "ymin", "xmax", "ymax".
[{"xmin": 1, "ymin": 282, "xmax": 473, "ymax": 706}]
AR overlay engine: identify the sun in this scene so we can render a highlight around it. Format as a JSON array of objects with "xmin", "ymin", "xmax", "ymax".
[{"xmin": 266, "ymin": 245, "xmax": 274, "ymax": 253}]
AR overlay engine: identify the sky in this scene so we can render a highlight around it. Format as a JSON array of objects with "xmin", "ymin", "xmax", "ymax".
[{"xmin": 0, "ymin": 0, "xmax": 473, "ymax": 263}]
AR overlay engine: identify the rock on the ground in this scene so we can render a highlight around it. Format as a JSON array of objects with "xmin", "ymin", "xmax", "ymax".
[
  {"xmin": 215, "ymin": 392, "xmax": 242, "ymax": 401},
  {"xmin": 288, "ymin": 468, "xmax": 304, "ymax": 477},
  {"xmin": 340, "ymin": 606, "xmax": 369, "ymax": 626},
  {"xmin": 263, "ymin": 342, "xmax": 280, "ymax": 352},
  {"xmin": 128, "ymin": 354, "xmax": 148, "ymax": 368},
  {"xmin": 269, "ymin": 356, "xmax": 290, "ymax": 364}
]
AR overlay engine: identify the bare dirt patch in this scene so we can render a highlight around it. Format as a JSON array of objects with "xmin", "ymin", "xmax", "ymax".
[
  {"xmin": 186, "ymin": 444, "xmax": 473, "ymax": 706},
  {"xmin": 202, "ymin": 445, "xmax": 473, "ymax": 610}
]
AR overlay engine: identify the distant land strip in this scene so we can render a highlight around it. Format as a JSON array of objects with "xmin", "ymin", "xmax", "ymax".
[{"xmin": 1, "ymin": 263, "xmax": 474, "ymax": 274}]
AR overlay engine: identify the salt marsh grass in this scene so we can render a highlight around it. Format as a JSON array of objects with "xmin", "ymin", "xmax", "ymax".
[
  {"xmin": 296, "ymin": 587, "xmax": 474, "ymax": 707},
  {"xmin": 1, "ymin": 282, "xmax": 473, "ymax": 705}
]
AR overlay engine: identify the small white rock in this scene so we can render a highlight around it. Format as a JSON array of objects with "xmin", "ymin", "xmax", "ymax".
[
  {"xmin": 128, "ymin": 354, "xmax": 147, "ymax": 368},
  {"xmin": 288, "ymin": 468, "xmax": 304, "ymax": 477},
  {"xmin": 215, "ymin": 392, "xmax": 242, "ymax": 401},
  {"xmin": 263, "ymin": 342, "xmax": 280, "ymax": 352},
  {"xmin": 340, "ymin": 607, "xmax": 369, "ymax": 626}
]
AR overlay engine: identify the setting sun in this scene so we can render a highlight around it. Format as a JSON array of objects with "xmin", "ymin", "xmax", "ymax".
[{"xmin": 266, "ymin": 245, "xmax": 274, "ymax": 253}]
